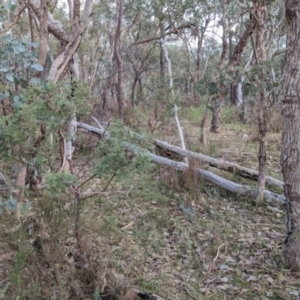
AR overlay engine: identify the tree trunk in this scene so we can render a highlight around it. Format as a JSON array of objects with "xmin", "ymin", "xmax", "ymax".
[
  {"xmin": 282, "ymin": 1, "xmax": 300, "ymax": 271},
  {"xmin": 255, "ymin": 2, "xmax": 268, "ymax": 203},
  {"xmin": 131, "ymin": 72, "xmax": 139, "ymax": 107},
  {"xmin": 200, "ymin": 108, "xmax": 209, "ymax": 145},
  {"xmin": 159, "ymin": 22, "xmax": 165, "ymax": 85},
  {"xmin": 210, "ymin": 107, "xmax": 221, "ymax": 133},
  {"xmin": 114, "ymin": 0, "xmax": 125, "ymax": 120}
]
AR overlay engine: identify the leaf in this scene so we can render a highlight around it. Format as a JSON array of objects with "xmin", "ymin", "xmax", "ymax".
[
  {"xmin": 208, "ymin": 82, "xmax": 218, "ymax": 95},
  {"xmin": 10, "ymin": 3, "xmax": 16, "ymax": 11},
  {"xmin": 2, "ymin": 34, "xmax": 12, "ymax": 42},
  {"xmin": 247, "ymin": 275, "xmax": 257, "ymax": 282},
  {"xmin": 13, "ymin": 97, "xmax": 22, "ymax": 109},
  {"xmin": 220, "ymin": 264, "xmax": 229, "ymax": 270},
  {"xmin": 289, "ymin": 290, "xmax": 299, "ymax": 296},
  {"xmin": 0, "ymin": 66, "xmax": 9, "ymax": 73},
  {"xmin": 29, "ymin": 42, "xmax": 39, "ymax": 49},
  {"xmin": 220, "ymin": 277, "xmax": 229, "ymax": 283},
  {"xmin": 198, "ymin": 85, "xmax": 207, "ymax": 95},
  {"xmin": 30, "ymin": 77, "xmax": 41, "ymax": 86},
  {"xmin": 5, "ymin": 73, "xmax": 14, "ymax": 82},
  {"xmin": 5, "ymin": 197, "xmax": 17, "ymax": 211},
  {"xmin": 21, "ymin": 202, "xmax": 31, "ymax": 213},
  {"xmin": 30, "ymin": 63, "xmax": 44, "ymax": 71},
  {"xmin": 21, "ymin": 37, "xmax": 29, "ymax": 44},
  {"xmin": 14, "ymin": 44, "xmax": 26, "ymax": 53}
]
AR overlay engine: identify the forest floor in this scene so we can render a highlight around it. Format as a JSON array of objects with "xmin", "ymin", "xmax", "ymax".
[
  {"xmin": 1, "ymin": 103, "xmax": 299, "ymax": 300},
  {"xmin": 86, "ymin": 103, "xmax": 297, "ymax": 300}
]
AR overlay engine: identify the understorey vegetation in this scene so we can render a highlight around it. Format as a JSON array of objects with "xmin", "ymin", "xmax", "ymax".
[{"xmin": 1, "ymin": 0, "xmax": 300, "ymax": 299}]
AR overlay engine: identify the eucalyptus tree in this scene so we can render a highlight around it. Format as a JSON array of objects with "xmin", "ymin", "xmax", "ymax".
[
  {"xmin": 281, "ymin": 1, "xmax": 300, "ymax": 271},
  {"xmin": 0, "ymin": 0, "xmax": 94, "ymax": 203}
]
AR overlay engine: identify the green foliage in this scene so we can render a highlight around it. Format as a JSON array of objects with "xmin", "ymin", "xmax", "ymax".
[
  {"xmin": 9, "ymin": 248, "xmax": 30, "ymax": 297},
  {"xmin": 0, "ymin": 283, "xmax": 10, "ymax": 300},
  {"xmin": 0, "ymin": 196, "xmax": 31, "ymax": 215},
  {"xmin": 45, "ymin": 172, "xmax": 77, "ymax": 197},
  {"xmin": 0, "ymin": 35, "xmax": 41, "ymax": 89},
  {"xmin": 0, "ymin": 196, "xmax": 17, "ymax": 213},
  {"xmin": 0, "ymin": 82, "xmax": 89, "ymax": 166},
  {"xmin": 196, "ymin": 70, "xmax": 231, "ymax": 96},
  {"xmin": 184, "ymin": 105, "xmax": 207, "ymax": 122},
  {"xmin": 93, "ymin": 125, "xmax": 153, "ymax": 181}
]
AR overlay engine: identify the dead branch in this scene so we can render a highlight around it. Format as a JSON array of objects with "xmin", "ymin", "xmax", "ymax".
[
  {"xmin": 76, "ymin": 121, "xmax": 105, "ymax": 136},
  {"xmin": 154, "ymin": 139, "xmax": 283, "ymax": 191},
  {"xmin": 74, "ymin": 121, "xmax": 285, "ymax": 204},
  {"xmin": 125, "ymin": 143, "xmax": 285, "ymax": 204}
]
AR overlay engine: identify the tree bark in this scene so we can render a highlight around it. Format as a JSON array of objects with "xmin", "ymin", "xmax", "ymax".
[
  {"xmin": 114, "ymin": 0, "xmax": 125, "ymax": 119},
  {"xmin": 254, "ymin": 2, "xmax": 268, "ymax": 203},
  {"xmin": 159, "ymin": 22, "xmax": 165, "ymax": 84},
  {"xmin": 200, "ymin": 107, "xmax": 209, "ymax": 145},
  {"xmin": 36, "ymin": 0, "xmax": 48, "ymax": 75},
  {"xmin": 210, "ymin": 106, "xmax": 221, "ymax": 133},
  {"xmin": 220, "ymin": 0, "xmax": 229, "ymax": 67},
  {"xmin": 281, "ymin": 0, "xmax": 300, "ymax": 271},
  {"xmin": 229, "ymin": 13, "xmax": 257, "ymax": 67}
]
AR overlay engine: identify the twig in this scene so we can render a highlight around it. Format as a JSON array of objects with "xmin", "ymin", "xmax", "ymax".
[
  {"xmin": 208, "ymin": 243, "xmax": 225, "ymax": 273},
  {"xmin": 78, "ymin": 173, "xmax": 98, "ymax": 189},
  {"xmin": 101, "ymin": 161, "xmax": 130, "ymax": 192},
  {"xmin": 183, "ymin": 285, "xmax": 198, "ymax": 300}
]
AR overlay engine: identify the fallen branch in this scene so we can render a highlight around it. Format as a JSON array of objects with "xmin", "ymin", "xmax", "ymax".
[
  {"xmin": 154, "ymin": 139, "xmax": 283, "ymax": 191},
  {"xmin": 125, "ymin": 143, "xmax": 286, "ymax": 204},
  {"xmin": 76, "ymin": 121, "xmax": 105, "ymax": 136},
  {"xmin": 74, "ymin": 121, "xmax": 285, "ymax": 204}
]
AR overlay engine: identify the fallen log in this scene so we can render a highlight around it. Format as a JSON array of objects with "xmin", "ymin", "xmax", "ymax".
[
  {"xmin": 125, "ymin": 143, "xmax": 286, "ymax": 204},
  {"xmin": 76, "ymin": 119, "xmax": 107, "ymax": 136},
  {"xmin": 154, "ymin": 139, "xmax": 284, "ymax": 191},
  {"xmin": 75, "ymin": 121, "xmax": 285, "ymax": 204}
]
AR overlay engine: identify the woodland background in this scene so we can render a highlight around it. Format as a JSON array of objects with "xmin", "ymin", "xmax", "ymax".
[{"xmin": 0, "ymin": 0, "xmax": 299, "ymax": 299}]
